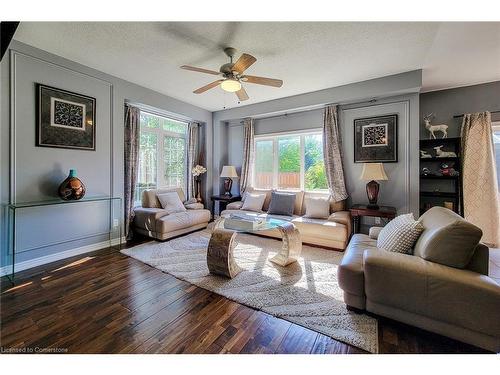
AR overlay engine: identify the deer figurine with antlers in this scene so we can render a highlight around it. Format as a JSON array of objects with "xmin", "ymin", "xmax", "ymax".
[{"xmin": 423, "ymin": 113, "xmax": 448, "ymax": 139}]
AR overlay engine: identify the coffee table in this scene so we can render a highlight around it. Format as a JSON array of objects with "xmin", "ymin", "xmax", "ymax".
[{"xmin": 207, "ymin": 216, "xmax": 302, "ymax": 278}]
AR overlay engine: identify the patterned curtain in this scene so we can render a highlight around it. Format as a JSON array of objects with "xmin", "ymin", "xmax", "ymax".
[
  {"xmin": 461, "ymin": 111, "xmax": 500, "ymax": 247},
  {"xmin": 187, "ymin": 122, "xmax": 200, "ymax": 199},
  {"xmin": 240, "ymin": 118, "xmax": 255, "ymax": 194},
  {"xmin": 124, "ymin": 105, "xmax": 141, "ymax": 240},
  {"xmin": 323, "ymin": 105, "xmax": 348, "ymax": 202}
]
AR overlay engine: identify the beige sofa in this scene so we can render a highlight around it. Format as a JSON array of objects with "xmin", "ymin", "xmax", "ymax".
[
  {"xmin": 133, "ymin": 188, "xmax": 211, "ymax": 240},
  {"xmin": 220, "ymin": 187, "xmax": 351, "ymax": 250},
  {"xmin": 338, "ymin": 206, "xmax": 500, "ymax": 352}
]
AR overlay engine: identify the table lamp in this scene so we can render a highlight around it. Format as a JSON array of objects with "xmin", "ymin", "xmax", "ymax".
[
  {"xmin": 360, "ymin": 163, "xmax": 388, "ymax": 209},
  {"xmin": 220, "ymin": 166, "xmax": 238, "ymax": 196}
]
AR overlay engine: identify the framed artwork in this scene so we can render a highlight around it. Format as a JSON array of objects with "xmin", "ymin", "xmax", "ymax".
[
  {"xmin": 354, "ymin": 114, "xmax": 397, "ymax": 163},
  {"xmin": 36, "ymin": 84, "xmax": 96, "ymax": 150}
]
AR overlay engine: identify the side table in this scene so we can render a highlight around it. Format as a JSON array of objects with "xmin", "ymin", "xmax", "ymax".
[
  {"xmin": 210, "ymin": 195, "xmax": 241, "ymax": 218},
  {"xmin": 349, "ymin": 204, "xmax": 397, "ymax": 235}
]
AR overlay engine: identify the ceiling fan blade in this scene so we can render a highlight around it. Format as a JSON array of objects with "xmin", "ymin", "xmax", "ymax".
[
  {"xmin": 231, "ymin": 53, "xmax": 257, "ymax": 74},
  {"xmin": 181, "ymin": 65, "xmax": 221, "ymax": 76},
  {"xmin": 235, "ymin": 86, "xmax": 249, "ymax": 101},
  {"xmin": 193, "ymin": 80, "xmax": 224, "ymax": 94},
  {"xmin": 242, "ymin": 75, "xmax": 283, "ymax": 87}
]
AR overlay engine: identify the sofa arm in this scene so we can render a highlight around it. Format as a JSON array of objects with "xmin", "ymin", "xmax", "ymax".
[
  {"xmin": 328, "ymin": 210, "xmax": 351, "ymax": 238},
  {"xmin": 369, "ymin": 226, "xmax": 383, "ymax": 240},
  {"xmin": 133, "ymin": 207, "xmax": 169, "ymax": 232},
  {"xmin": 226, "ymin": 201, "xmax": 243, "ymax": 210},
  {"xmin": 185, "ymin": 203, "xmax": 204, "ymax": 210},
  {"xmin": 363, "ymin": 249, "xmax": 500, "ymax": 337}
]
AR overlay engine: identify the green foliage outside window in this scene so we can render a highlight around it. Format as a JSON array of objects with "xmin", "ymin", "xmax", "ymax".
[
  {"xmin": 254, "ymin": 133, "xmax": 328, "ymax": 191},
  {"xmin": 278, "ymin": 137, "xmax": 300, "ymax": 172}
]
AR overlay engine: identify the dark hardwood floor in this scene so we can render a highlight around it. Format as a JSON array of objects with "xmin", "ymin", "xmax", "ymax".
[{"xmin": 0, "ymin": 241, "xmax": 490, "ymax": 354}]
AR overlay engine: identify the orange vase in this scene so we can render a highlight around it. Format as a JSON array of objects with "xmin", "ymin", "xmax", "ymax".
[{"xmin": 58, "ymin": 169, "xmax": 86, "ymax": 200}]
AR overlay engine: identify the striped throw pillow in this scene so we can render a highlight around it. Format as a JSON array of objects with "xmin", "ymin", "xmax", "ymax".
[{"xmin": 377, "ymin": 213, "xmax": 424, "ymax": 254}]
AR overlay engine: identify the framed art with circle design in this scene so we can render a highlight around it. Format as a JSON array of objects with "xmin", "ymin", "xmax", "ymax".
[
  {"xmin": 354, "ymin": 114, "xmax": 398, "ymax": 163},
  {"xmin": 36, "ymin": 84, "xmax": 96, "ymax": 151}
]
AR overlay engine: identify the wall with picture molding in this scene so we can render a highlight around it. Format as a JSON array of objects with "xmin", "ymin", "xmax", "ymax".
[{"xmin": 0, "ymin": 41, "xmax": 212, "ymax": 274}]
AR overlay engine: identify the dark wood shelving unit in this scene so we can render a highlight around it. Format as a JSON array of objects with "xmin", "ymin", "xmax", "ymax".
[
  {"xmin": 420, "ymin": 175, "xmax": 459, "ymax": 180},
  {"xmin": 419, "ymin": 137, "xmax": 463, "ymax": 216},
  {"xmin": 420, "ymin": 191, "xmax": 458, "ymax": 198},
  {"xmin": 420, "ymin": 157, "xmax": 460, "ymax": 162}
]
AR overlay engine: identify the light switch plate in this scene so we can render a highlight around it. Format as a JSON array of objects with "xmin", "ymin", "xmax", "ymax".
[
  {"xmin": 113, "ymin": 219, "xmax": 119, "ymax": 227},
  {"xmin": 375, "ymin": 217, "xmax": 381, "ymax": 225}
]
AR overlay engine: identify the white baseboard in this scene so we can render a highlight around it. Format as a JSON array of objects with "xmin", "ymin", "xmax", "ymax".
[{"xmin": 0, "ymin": 237, "xmax": 126, "ymax": 277}]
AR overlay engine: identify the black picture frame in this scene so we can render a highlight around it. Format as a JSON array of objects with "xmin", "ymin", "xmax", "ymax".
[
  {"xmin": 36, "ymin": 84, "xmax": 96, "ymax": 151},
  {"xmin": 354, "ymin": 114, "xmax": 398, "ymax": 163}
]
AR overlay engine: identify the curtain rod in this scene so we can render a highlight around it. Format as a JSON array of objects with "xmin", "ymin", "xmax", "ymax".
[
  {"xmin": 238, "ymin": 98, "xmax": 380, "ymax": 124},
  {"xmin": 125, "ymin": 101, "xmax": 203, "ymax": 125},
  {"xmin": 453, "ymin": 110, "xmax": 500, "ymax": 119}
]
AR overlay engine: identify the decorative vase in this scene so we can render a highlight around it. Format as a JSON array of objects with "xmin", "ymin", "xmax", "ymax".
[
  {"xmin": 58, "ymin": 169, "xmax": 86, "ymax": 200},
  {"xmin": 365, "ymin": 180, "xmax": 380, "ymax": 209},
  {"xmin": 195, "ymin": 178, "xmax": 203, "ymax": 204}
]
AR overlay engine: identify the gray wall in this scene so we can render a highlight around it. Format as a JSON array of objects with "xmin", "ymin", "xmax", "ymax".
[
  {"xmin": 216, "ymin": 71, "xmax": 422, "ymax": 222},
  {"xmin": 1, "ymin": 41, "xmax": 212, "ymax": 270},
  {"xmin": 420, "ymin": 81, "xmax": 500, "ymax": 139}
]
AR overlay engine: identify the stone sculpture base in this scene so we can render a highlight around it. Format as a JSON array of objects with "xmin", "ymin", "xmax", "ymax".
[
  {"xmin": 270, "ymin": 221, "xmax": 302, "ymax": 266},
  {"xmin": 207, "ymin": 228, "xmax": 242, "ymax": 278}
]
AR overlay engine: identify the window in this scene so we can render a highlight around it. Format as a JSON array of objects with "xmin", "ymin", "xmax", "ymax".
[
  {"xmin": 136, "ymin": 111, "xmax": 188, "ymax": 202},
  {"xmin": 493, "ymin": 122, "xmax": 500, "ymax": 188},
  {"xmin": 253, "ymin": 130, "xmax": 328, "ymax": 191}
]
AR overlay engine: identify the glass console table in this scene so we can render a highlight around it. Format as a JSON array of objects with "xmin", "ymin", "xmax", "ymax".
[{"xmin": 5, "ymin": 196, "xmax": 122, "ymax": 283}]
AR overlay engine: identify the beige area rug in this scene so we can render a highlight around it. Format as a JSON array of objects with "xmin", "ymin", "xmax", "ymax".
[{"xmin": 121, "ymin": 228, "xmax": 378, "ymax": 353}]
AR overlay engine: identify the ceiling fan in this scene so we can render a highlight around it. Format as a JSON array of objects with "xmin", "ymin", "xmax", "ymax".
[{"xmin": 180, "ymin": 47, "xmax": 283, "ymax": 101}]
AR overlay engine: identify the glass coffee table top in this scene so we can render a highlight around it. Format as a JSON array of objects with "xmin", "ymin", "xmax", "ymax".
[{"xmin": 217, "ymin": 214, "xmax": 291, "ymax": 233}]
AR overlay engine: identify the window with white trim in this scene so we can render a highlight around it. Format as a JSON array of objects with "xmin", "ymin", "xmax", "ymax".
[
  {"xmin": 493, "ymin": 121, "xmax": 500, "ymax": 188},
  {"xmin": 253, "ymin": 130, "xmax": 328, "ymax": 191},
  {"xmin": 136, "ymin": 111, "xmax": 188, "ymax": 202}
]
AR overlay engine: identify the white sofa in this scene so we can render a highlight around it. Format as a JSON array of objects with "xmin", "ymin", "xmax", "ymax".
[
  {"xmin": 133, "ymin": 188, "xmax": 211, "ymax": 240},
  {"xmin": 220, "ymin": 187, "xmax": 351, "ymax": 250}
]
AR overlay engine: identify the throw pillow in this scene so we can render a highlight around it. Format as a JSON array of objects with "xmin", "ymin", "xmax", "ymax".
[
  {"xmin": 156, "ymin": 192, "xmax": 187, "ymax": 215},
  {"xmin": 377, "ymin": 213, "xmax": 424, "ymax": 254},
  {"xmin": 267, "ymin": 191, "xmax": 296, "ymax": 216},
  {"xmin": 413, "ymin": 206, "xmax": 483, "ymax": 268},
  {"xmin": 241, "ymin": 193, "xmax": 266, "ymax": 212},
  {"xmin": 304, "ymin": 196, "xmax": 330, "ymax": 219}
]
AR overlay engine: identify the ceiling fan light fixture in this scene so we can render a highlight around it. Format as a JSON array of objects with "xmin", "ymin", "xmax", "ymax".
[{"xmin": 221, "ymin": 79, "xmax": 241, "ymax": 92}]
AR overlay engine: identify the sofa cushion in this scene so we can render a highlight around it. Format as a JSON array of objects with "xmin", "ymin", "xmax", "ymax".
[
  {"xmin": 241, "ymin": 192, "xmax": 266, "ymax": 212},
  {"xmin": 413, "ymin": 207, "xmax": 483, "ymax": 268},
  {"xmin": 301, "ymin": 192, "xmax": 345, "ymax": 215},
  {"xmin": 142, "ymin": 188, "xmax": 185, "ymax": 208},
  {"xmin": 244, "ymin": 188, "xmax": 273, "ymax": 211},
  {"xmin": 304, "ymin": 196, "xmax": 330, "ymax": 219},
  {"xmin": 157, "ymin": 209, "xmax": 210, "ymax": 234},
  {"xmin": 245, "ymin": 187, "xmax": 304, "ymax": 215},
  {"xmin": 157, "ymin": 191, "xmax": 187, "ymax": 214},
  {"xmin": 291, "ymin": 216, "xmax": 347, "ymax": 240},
  {"xmin": 377, "ymin": 213, "xmax": 424, "ymax": 254},
  {"xmin": 268, "ymin": 191, "xmax": 297, "ymax": 216}
]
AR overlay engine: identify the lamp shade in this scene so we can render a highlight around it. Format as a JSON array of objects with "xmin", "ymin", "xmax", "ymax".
[
  {"xmin": 360, "ymin": 163, "xmax": 388, "ymax": 181},
  {"xmin": 220, "ymin": 165, "xmax": 238, "ymax": 178}
]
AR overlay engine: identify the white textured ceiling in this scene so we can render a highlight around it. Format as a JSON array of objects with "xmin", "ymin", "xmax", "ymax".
[{"xmin": 13, "ymin": 22, "xmax": 500, "ymax": 111}]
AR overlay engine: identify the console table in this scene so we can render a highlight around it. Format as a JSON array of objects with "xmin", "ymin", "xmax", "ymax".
[
  {"xmin": 350, "ymin": 204, "xmax": 397, "ymax": 234},
  {"xmin": 5, "ymin": 196, "xmax": 122, "ymax": 284}
]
